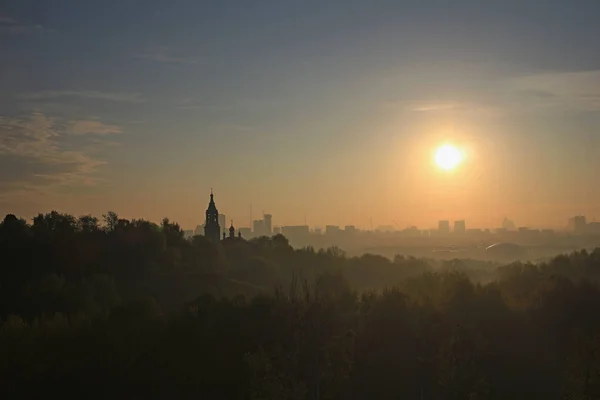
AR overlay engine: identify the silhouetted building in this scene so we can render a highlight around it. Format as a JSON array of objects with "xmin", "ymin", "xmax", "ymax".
[
  {"xmin": 587, "ymin": 222, "xmax": 600, "ymax": 235},
  {"xmin": 253, "ymin": 219, "xmax": 265, "ymax": 236},
  {"xmin": 453, "ymin": 220, "xmax": 466, "ymax": 234},
  {"xmin": 401, "ymin": 226, "xmax": 421, "ymax": 237},
  {"xmin": 194, "ymin": 225, "xmax": 203, "ymax": 236},
  {"xmin": 204, "ymin": 190, "xmax": 220, "ymax": 242},
  {"xmin": 281, "ymin": 225, "xmax": 309, "ymax": 238},
  {"xmin": 438, "ymin": 220, "xmax": 450, "ymax": 234},
  {"xmin": 222, "ymin": 221, "xmax": 245, "ymax": 243},
  {"xmin": 263, "ymin": 214, "xmax": 272, "ymax": 235},
  {"xmin": 239, "ymin": 227, "xmax": 252, "ymax": 237},
  {"xmin": 325, "ymin": 225, "xmax": 341, "ymax": 235},
  {"xmin": 569, "ymin": 215, "xmax": 587, "ymax": 234},
  {"xmin": 273, "ymin": 226, "xmax": 281, "ymax": 234},
  {"xmin": 218, "ymin": 214, "xmax": 226, "ymax": 234},
  {"xmin": 502, "ymin": 217, "xmax": 516, "ymax": 231},
  {"xmin": 376, "ymin": 225, "xmax": 396, "ymax": 232}
]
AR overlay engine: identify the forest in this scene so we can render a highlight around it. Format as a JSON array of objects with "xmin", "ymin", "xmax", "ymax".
[{"xmin": 2, "ymin": 211, "xmax": 600, "ymax": 399}]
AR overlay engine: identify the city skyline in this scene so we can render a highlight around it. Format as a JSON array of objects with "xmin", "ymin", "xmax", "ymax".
[
  {"xmin": 197, "ymin": 190, "xmax": 595, "ymax": 233},
  {"xmin": 2, "ymin": 1, "xmax": 600, "ymax": 229}
]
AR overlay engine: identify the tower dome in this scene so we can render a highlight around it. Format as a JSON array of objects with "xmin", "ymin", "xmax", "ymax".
[{"xmin": 229, "ymin": 221, "xmax": 235, "ymax": 238}]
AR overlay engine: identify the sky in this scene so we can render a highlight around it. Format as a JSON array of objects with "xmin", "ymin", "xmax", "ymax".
[{"xmin": 1, "ymin": 0, "xmax": 600, "ymax": 230}]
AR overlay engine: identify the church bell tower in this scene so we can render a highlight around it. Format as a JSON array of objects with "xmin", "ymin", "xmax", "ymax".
[{"xmin": 204, "ymin": 189, "xmax": 221, "ymax": 242}]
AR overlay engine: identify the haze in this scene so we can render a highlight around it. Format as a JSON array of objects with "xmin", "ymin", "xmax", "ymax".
[{"xmin": 2, "ymin": 0, "xmax": 600, "ymax": 230}]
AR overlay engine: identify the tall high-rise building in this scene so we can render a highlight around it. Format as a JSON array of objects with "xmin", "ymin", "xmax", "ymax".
[
  {"xmin": 253, "ymin": 219, "xmax": 265, "ymax": 236},
  {"xmin": 218, "ymin": 214, "xmax": 226, "ymax": 233},
  {"xmin": 454, "ymin": 220, "xmax": 466, "ymax": 234},
  {"xmin": 204, "ymin": 190, "xmax": 220, "ymax": 242},
  {"xmin": 263, "ymin": 214, "xmax": 272, "ymax": 235},
  {"xmin": 438, "ymin": 220, "xmax": 450, "ymax": 234},
  {"xmin": 569, "ymin": 215, "xmax": 587, "ymax": 234}
]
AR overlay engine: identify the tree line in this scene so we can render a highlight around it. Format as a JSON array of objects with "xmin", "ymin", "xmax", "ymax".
[{"xmin": 1, "ymin": 211, "xmax": 600, "ymax": 399}]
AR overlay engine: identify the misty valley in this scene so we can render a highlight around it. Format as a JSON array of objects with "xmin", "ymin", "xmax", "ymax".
[{"xmin": 2, "ymin": 211, "xmax": 600, "ymax": 399}]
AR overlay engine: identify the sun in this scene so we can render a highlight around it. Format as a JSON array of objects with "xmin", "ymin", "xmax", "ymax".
[{"xmin": 434, "ymin": 144, "xmax": 463, "ymax": 170}]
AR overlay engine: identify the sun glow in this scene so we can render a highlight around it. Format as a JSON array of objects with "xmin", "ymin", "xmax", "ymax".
[{"xmin": 434, "ymin": 144, "xmax": 463, "ymax": 170}]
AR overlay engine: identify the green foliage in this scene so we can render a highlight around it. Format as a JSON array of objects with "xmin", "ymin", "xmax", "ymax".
[{"xmin": 3, "ymin": 211, "xmax": 600, "ymax": 398}]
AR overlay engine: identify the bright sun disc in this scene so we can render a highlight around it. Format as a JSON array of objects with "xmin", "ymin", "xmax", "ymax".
[{"xmin": 434, "ymin": 144, "xmax": 462, "ymax": 170}]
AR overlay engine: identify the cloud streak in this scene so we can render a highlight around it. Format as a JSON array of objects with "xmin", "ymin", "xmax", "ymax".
[
  {"xmin": 507, "ymin": 70, "xmax": 600, "ymax": 112},
  {"xmin": 384, "ymin": 99, "xmax": 502, "ymax": 118},
  {"xmin": 68, "ymin": 120, "xmax": 122, "ymax": 135},
  {"xmin": 0, "ymin": 112, "xmax": 121, "ymax": 195},
  {"xmin": 19, "ymin": 91, "xmax": 146, "ymax": 103},
  {"xmin": 0, "ymin": 16, "xmax": 54, "ymax": 35}
]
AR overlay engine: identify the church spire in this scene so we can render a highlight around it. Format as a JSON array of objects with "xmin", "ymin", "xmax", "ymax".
[{"xmin": 204, "ymin": 189, "xmax": 220, "ymax": 242}]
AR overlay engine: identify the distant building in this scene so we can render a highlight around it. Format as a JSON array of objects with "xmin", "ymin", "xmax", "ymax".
[
  {"xmin": 401, "ymin": 226, "xmax": 421, "ymax": 237},
  {"xmin": 325, "ymin": 225, "xmax": 341, "ymax": 235},
  {"xmin": 438, "ymin": 220, "xmax": 450, "ymax": 234},
  {"xmin": 263, "ymin": 214, "xmax": 272, "ymax": 235},
  {"xmin": 375, "ymin": 225, "xmax": 396, "ymax": 232},
  {"xmin": 204, "ymin": 190, "xmax": 220, "ymax": 242},
  {"xmin": 281, "ymin": 225, "xmax": 309, "ymax": 238},
  {"xmin": 569, "ymin": 215, "xmax": 587, "ymax": 234},
  {"xmin": 194, "ymin": 225, "xmax": 203, "ymax": 236},
  {"xmin": 273, "ymin": 226, "xmax": 281, "ymax": 234},
  {"xmin": 344, "ymin": 225, "xmax": 357, "ymax": 233},
  {"xmin": 239, "ymin": 227, "xmax": 252, "ymax": 237},
  {"xmin": 221, "ymin": 220, "xmax": 245, "ymax": 244},
  {"xmin": 502, "ymin": 217, "xmax": 516, "ymax": 231},
  {"xmin": 453, "ymin": 220, "xmax": 466, "ymax": 234},
  {"xmin": 587, "ymin": 222, "xmax": 600, "ymax": 235},
  {"xmin": 313, "ymin": 228, "xmax": 322, "ymax": 235},
  {"xmin": 218, "ymin": 214, "xmax": 226, "ymax": 231},
  {"xmin": 253, "ymin": 219, "xmax": 265, "ymax": 236}
]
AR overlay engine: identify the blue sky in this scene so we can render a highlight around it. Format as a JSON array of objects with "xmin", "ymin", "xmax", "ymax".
[{"xmin": 1, "ymin": 0, "xmax": 600, "ymax": 229}]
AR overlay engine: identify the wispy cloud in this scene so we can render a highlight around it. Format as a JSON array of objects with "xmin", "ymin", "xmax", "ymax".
[
  {"xmin": 175, "ymin": 97, "xmax": 204, "ymax": 110},
  {"xmin": 0, "ymin": 16, "xmax": 54, "ymax": 35},
  {"xmin": 19, "ymin": 91, "xmax": 146, "ymax": 103},
  {"xmin": 135, "ymin": 46, "xmax": 200, "ymax": 65},
  {"xmin": 507, "ymin": 70, "xmax": 600, "ymax": 112},
  {"xmin": 384, "ymin": 99, "xmax": 501, "ymax": 118},
  {"xmin": 68, "ymin": 120, "xmax": 122, "ymax": 135},
  {"xmin": 0, "ymin": 112, "xmax": 121, "ymax": 195},
  {"xmin": 0, "ymin": 17, "xmax": 17, "ymax": 24}
]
